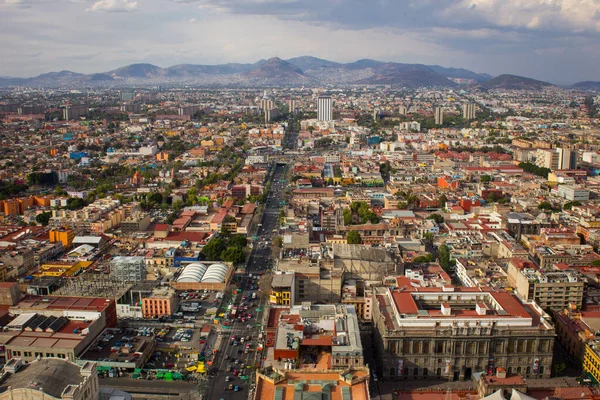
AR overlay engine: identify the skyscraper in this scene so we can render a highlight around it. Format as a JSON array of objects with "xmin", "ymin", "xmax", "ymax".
[
  {"xmin": 462, "ymin": 103, "xmax": 476, "ymax": 120},
  {"xmin": 317, "ymin": 96, "xmax": 332, "ymax": 121},
  {"xmin": 435, "ymin": 106, "xmax": 444, "ymax": 125},
  {"xmin": 557, "ymin": 147, "xmax": 577, "ymax": 170},
  {"xmin": 288, "ymin": 99, "xmax": 296, "ymax": 113}
]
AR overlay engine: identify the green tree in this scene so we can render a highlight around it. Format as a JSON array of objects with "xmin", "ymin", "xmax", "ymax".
[
  {"xmin": 427, "ymin": 213, "xmax": 444, "ymax": 224},
  {"xmin": 148, "ymin": 192, "xmax": 163, "ymax": 205},
  {"xmin": 439, "ymin": 244, "xmax": 451, "ymax": 270},
  {"xmin": 173, "ymin": 200, "xmax": 183, "ymax": 211},
  {"xmin": 273, "ymin": 236, "xmax": 283, "ymax": 248},
  {"xmin": 480, "ymin": 175, "xmax": 492, "ymax": 183},
  {"xmin": 413, "ymin": 253, "xmax": 435, "ymax": 263},
  {"xmin": 538, "ymin": 201, "xmax": 553, "ymax": 211},
  {"xmin": 35, "ymin": 212, "xmax": 52, "ymax": 226},
  {"xmin": 228, "ymin": 235, "xmax": 247, "ymax": 248},
  {"xmin": 221, "ymin": 247, "xmax": 246, "ymax": 264},
  {"xmin": 343, "ymin": 209, "xmax": 353, "ymax": 225},
  {"xmin": 438, "ymin": 194, "xmax": 448, "ymax": 207},
  {"xmin": 202, "ymin": 237, "xmax": 227, "ymax": 260},
  {"xmin": 347, "ymin": 231, "xmax": 362, "ymax": 244}
]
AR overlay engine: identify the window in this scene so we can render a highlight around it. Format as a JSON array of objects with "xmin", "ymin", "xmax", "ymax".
[
  {"xmin": 13, "ymin": 351, "xmax": 21, "ymax": 356},
  {"xmin": 24, "ymin": 352, "xmax": 31, "ymax": 357}
]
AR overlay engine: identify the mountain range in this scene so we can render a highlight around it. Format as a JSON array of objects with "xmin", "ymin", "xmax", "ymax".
[{"xmin": 0, "ymin": 56, "xmax": 597, "ymax": 90}]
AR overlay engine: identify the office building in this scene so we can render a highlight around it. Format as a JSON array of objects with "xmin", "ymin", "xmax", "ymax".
[
  {"xmin": 141, "ymin": 287, "xmax": 179, "ymax": 318},
  {"xmin": 120, "ymin": 91, "xmax": 134, "ymax": 101},
  {"xmin": 535, "ymin": 149, "xmax": 559, "ymax": 170},
  {"xmin": 557, "ymin": 185, "xmax": 590, "ymax": 201},
  {"xmin": 557, "ymin": 147, "xmax": 577, "ymax": 170},
  {"xmin": 435, "ymin": 106, "xmax": 444, "ymax": 125},
  {"xmin": 462, "ymin": 103, "xmax": 476, "ymax": 120},
  {"xmin": 288, "ymin": 99, "xmax": 296, "ymax": 113},
  {"xmin": 270, "ymin": 272, "xmax": 294, "ymax": 305},
  {"xmin": 62, "ymin": 105, "xmax": 87, "ymax": 121},
  {"xmin": 399, "ymin": 105, "xmax": 407, "ymax": 115},
  {"xmin": 317, "ymin": 96, "xmax": 333, "ymax": 121},
  {"xmin": 373, "ymin": 287, "xmax": 554, "ymax": 381}
]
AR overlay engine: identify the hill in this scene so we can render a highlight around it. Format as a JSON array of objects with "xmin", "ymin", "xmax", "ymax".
[
  {"xmin": 357, "ymin": 63, "xmax": 456, "ymax": 87},
  {"xmin": 482, "ymin": 74, "xmax": 553, "ymax": 90},
  {"xmin": 286, "ymin": 56, "xmax": 341, "ymax": 71},
  {"xmin": 568, "ymin": 81, "xmax": 600, "ymax": 91}
]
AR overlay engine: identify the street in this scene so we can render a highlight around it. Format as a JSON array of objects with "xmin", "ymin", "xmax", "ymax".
[{"xmin": 204, "ymin": 162, "xmax": 287, "ymax": 400}]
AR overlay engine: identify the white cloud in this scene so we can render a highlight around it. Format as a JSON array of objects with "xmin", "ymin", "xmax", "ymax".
[{"xmin": 87, "ymin": 0, "xmax": 137, "ymax": 12}]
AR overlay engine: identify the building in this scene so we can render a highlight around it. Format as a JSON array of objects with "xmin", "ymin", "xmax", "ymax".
[
  {"xmin": 171, "ymin": 262, "xmax": 232, "ymax": 291},
  {"xmin": 109, "ymin": 256, "xmax": 145, "ymax": 283},
  {"xmin": 584, "ymin": 340, "xmax": 600, "ymax": 385},
  {"xmin": 557, "ymin": 185, "xmax": 590, "ymax": 201},
  {"xmin": 0, "ymin": 358, "xmax": 99, "ymax": 400},
  {"xmin": 141, "ymin": 287, "xmax": 178, "ymax": 319},
  {"xmin": 535, "ymin": 149, "xmax": 559, "ymax": 170},
  {"xmin": 268, "ymin": 303, "xmax": 364, "ymax": 370},
  {"xmin": 557, "ymin": 147, "xmax": 577, "ymax": 170},
  {"xmin": 270, "ymin": 272, "xmax": 294, "ymax": 306},
  {"xmin": 372, "ymin": 287, "xmax": 555, "ymax": 381},
  {"xmin": 120, "ymin": 212, "xmax": 151, "ymax": 234},
  {"xmin": 277, "ymin": 260, "xmax": 343, "ymax": 304},
  {"xmin": 254, "ymin": 366, "xmax": 370, "ymax": 400},
  {"xmin": 399, "ymin": 105, "xmax": 407, "ymax": 115},
  {"xmin": 49, "ymin": 228, "xmax": 75, "ymax": 249},
  {"xmin": 0, "ymin": 283, "xmax": 22, "ymax": 306},
  {"xmin": 288, "ymin": 99, "xmax": 296, "ymax": 113},
  {"xmin": 506, "ymin": 265, "xmax": 586, "ymax": 311},
  {"xmin": 62, "ymin": 105, "xmax": 87, "ymax": 121},
  {"xmin": 435, "ymin": 106, "xmax": 444, "ymax": 125},
  {"xmin": 317, "ymin": 96, "xmax": 333, "ymax": 121},
  {"xmin": 462, "ymin": 103, "xmax": 476, "ymax": 120}
]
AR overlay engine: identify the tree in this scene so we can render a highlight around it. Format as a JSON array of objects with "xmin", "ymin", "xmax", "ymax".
[
  {"xmin": 273, "ymin": 236, "xmax": 283, "ymax": 248},
  {"xmin": 563, "ymin": 201, "xmax": 582, "ymax": 210},
  {"xmin": 413, "ymin": 253, "xmax": 434, "ymax": 263},
  {"xmin": 439, "ymin": 244, "xmax": 451, "ymax": 270},
  {"xmin": 66, "ymin": 197, "xmax": 86, "ymax": 210},
  {"xmin": 228, "ymin": 235, "xmax": 247, "ymax": 248},
  {"xmin": 221, "ymin": 247, "xmax": 246, "ymax": 264},
  {"xmin": 538, "ymin": 201, "xmax": 553, "ymax": 211},
  {"xmin": 148, "ymin": 192, "xmax": 163, "ymax": 205},
  {"xmin": 202, "ymin": 237, "xmax": 227, "ymax": 261},
  {"xmin": 343, "ymin": 209, "xmax": 353, "ymax": 225},
  {"xmin": 347, "ymin": 231, "xmax": 362, "ymax": 244},
  {"xmin": 438, "ymin": 194, "xmax": 448, "ymax": 207},
  {"xmin": 427, "ymin": 213, "xmax": 444, "ymax": 224},
  {"xmin": 173, "ymin": 200, "xmax": 183, "ymax": 211},
  {"xmin": 35, "ymin": 212, "xmax": 52, "ymax": 226},
  {"xmin": 480, "ymin": 175, "xmax": 492, "ymax": 183}
]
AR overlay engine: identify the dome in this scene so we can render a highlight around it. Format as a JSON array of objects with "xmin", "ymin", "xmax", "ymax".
[
  {"xmin": 201, "ymin": 263, "xmax": 228, "ymax": 283},
  {"xmin": 177, "ymin": 263, "xmax": 207, "ymax": 282}
]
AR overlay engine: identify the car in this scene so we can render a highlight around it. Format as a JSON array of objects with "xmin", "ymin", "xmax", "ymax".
[
  {"xmin": 234, "ymin": 386, "xmax": 240, "ymax": 392},
  {"xmin": 226, "ymin": 365, "xmax": 232, "ymax": 372},
  {"xmin": 233, "ymin": 369, "xmax": 239, "ymax": 376},
  {"xmin": 224, "ymin": 354, "xmax": 229, "ymax": 360},
  {"xmin": 234, "ymin": 359, "xmax": 239, "ymax": 364},
  {"xmin": 225, "ymin": 376, "xmax": 231, "ymax": 382},
  {"xmin": 228, "ymin": 384, "xmax": 234, "ymax": 390}
]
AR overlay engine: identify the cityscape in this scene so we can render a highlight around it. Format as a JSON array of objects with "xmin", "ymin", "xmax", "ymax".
[{"xmin": 3, "ymin": 2, "xmax": 600, "ymax": 400}]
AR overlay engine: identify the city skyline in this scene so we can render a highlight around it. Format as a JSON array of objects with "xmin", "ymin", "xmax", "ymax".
[{"xmin": 2, "ymin": 0, "xmax": 600, "ymax": 84}]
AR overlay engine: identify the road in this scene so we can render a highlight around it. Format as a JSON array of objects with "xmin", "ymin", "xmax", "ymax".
[{"xmin": 204, "ymin": 162, "xmax": 287, "ymax": 400}]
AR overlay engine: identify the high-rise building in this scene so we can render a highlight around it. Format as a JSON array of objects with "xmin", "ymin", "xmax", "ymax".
[
  {"xmin": 259, "ymin": 99, "xmax": 273, "ymax": 111},
  {"xmin": 434, "ymin": 106, "xmax": 444, "ymax": 125},
  {"xmin": 399, "ymin": 105, "xmax": 407, "ymax": 115},
  {"xmin": 288, "ymin": 99, "xmax": 296, "ymax": 113},
  {"xmin": 557, "ymin": 147, "xmax": 577, "ymax": 170},
  {"xmin": 535, "ymin": 149, "xmax": 559, "ymax": 170},
  {"xmin": 62, "ymin": 105, "xmax": 88, "ymax": 120},
  {"xmin": 462, "ymin": 103, "xmax": 476, "ymax": 120},
  {"xmin": 121, "ymin": 91, "xmax": 135, "ymax": 101},
  {"xmin": 317, "ymin": 96, "xmax": 333, "ymax": 121}
]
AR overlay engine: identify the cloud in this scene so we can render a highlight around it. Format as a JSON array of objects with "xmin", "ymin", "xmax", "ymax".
[{"xmin": 87, "ymin": 0, "xmax": 137, "ymax": 12}]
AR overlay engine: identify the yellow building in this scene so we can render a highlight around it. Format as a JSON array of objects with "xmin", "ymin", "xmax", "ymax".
[
  {"xmin": 35, "ymin": 261, "xmax": 92, "ymax": 278},
  {"xmin": 583, "ymin": 342, "xmax": 600, "ymax": 384},
  {"xmin": 49, "ymin": 228, "xmax": 75, "ymax": 248},
  {"xmin": 270, "ymin": 273, "xmax": 294, "ymax": 306}
]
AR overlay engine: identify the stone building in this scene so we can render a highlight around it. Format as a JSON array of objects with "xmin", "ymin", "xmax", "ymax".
[{"xmin": 372, "ymin": 287, "xmax": 555, "ymax": 381}]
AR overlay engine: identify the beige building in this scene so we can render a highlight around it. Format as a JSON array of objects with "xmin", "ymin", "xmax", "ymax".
[
  {"xmin": 141, "ymin": 287, "xmax": 179, "ymax": 318},
  {"xmin": 507, "ymin": 264, "xmax": 586, "ymax": 311},
  {"xmin": 0, "ymin": 358, "xmax": 99, "ymax": 400},
  {"xmin": 277, "ymin": 260, "xmax": 343, "ymax": 304},
  {"xmin": 373, "ymin": 287, "xmax": 555, "ymax": 381}
]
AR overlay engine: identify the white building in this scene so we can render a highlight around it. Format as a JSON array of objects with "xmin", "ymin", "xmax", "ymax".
[
  {"xmin": 317, "ymin": 96, "xmax": 333, "ymax": 121},
  {"xmin": 557, "ymin": 185, "xmax": 590, "ymax": 201}
]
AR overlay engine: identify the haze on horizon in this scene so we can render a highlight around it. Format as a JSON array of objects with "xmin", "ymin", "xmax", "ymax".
[{"xmin": 1, "ymin": 0, "xmax": 600, "ymax": 85}]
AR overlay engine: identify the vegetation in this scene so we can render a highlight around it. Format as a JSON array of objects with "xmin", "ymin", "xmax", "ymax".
[
  {"xmin": 427, "ymin": 213, "xmax": 444, "ymax": 224},
  {"xmin": 519, "ymin": 162, "xmax": 551, "ymax": 179},
  {"xmin": 35, "ymin": 211, "xmax": 52, "ymax": 226},
  {"xmin": 438, "ymin": 244, "xmax": 451, "ymax": 271},
  {"xmin": 413, "ymin": 253, "xmax": 435, "ymax": 263},
  {"xmin": 347, "ymin": 231, "xmax": 362, "ymax": 244}
]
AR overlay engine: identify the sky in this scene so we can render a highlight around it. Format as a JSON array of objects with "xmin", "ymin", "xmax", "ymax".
[{"xmin": 1, "ymin": 0, "xmax": 600, "ymax": 84}]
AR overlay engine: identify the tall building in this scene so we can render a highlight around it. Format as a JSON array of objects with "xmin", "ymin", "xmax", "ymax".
[
  {"xmin": 62, "ymin": 105, "xmax": 87, "ymax": 120},
  {"xmin": 535, "ymin": 149, "xmax": 559, "ymax": 170},
  {"xmin": 462, "ymin": 103, "xmax": 476, "ymax": 120},
  {"xmin": 288, "ymin": 99, "xmax": 296, "ymax": 113},
  {"xmin": 399, "ymin": 105, "xmax": 407, "ymax": 115},
  {"xmin": 557, "ymin": 147, "xmax": 577, "ymax": 170},
  {"xmin": 120, "ymin": 91, "xmax": 135, "ymax": 101},
  {"xmin": 317, "ymin": 96, "xmax": 333, "ymax": 121},
  {"xmin": 259, "ymin": 98, "xmax": 273, "ymax": 111},
  {"xmin": 434, "ymin": 106, "xmax": 444, "ymax": 125}
]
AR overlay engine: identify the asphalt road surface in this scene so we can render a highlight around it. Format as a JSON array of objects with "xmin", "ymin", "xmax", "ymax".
[{"xmin": 204, "ymin": 162, "xmax": 287, "ymax": 400}]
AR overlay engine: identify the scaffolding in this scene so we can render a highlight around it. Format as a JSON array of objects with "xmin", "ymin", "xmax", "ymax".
[{"xmin": 110, "ymin": 256, "xmax": 145, "ymax": 284}]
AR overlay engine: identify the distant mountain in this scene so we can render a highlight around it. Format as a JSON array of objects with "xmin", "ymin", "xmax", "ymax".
[
  {"xmin": 108, "ymin": 63, "xmax": 167, "ymax": 79},
  {"xmin": 0, "ymin": 56, "xmax": 563, "ymax": 88},
  {"xmin": 357, "ymin": 63, "xmax": 457, "ymax": 88},
  {"xmin": 482, "ymin": 74, "xmax": 554, "ymax": 90},
  {"xmin": 428, "ymin": 65, "xmax": 491, "ymax": 83},
  {"xmin": 568, "ymin": 81, "xmax": 600, "ymax": 91},
  {"xmin": 243, "ymin": 57, "xmax": 313, "ymax": 85},
  {"xmin": 167, "ymin": 62, "xmax": 261, "ymax": 76},
  {"xmin": 286, "ymin": 56, "xmax": 341, "ymax": 71}
]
